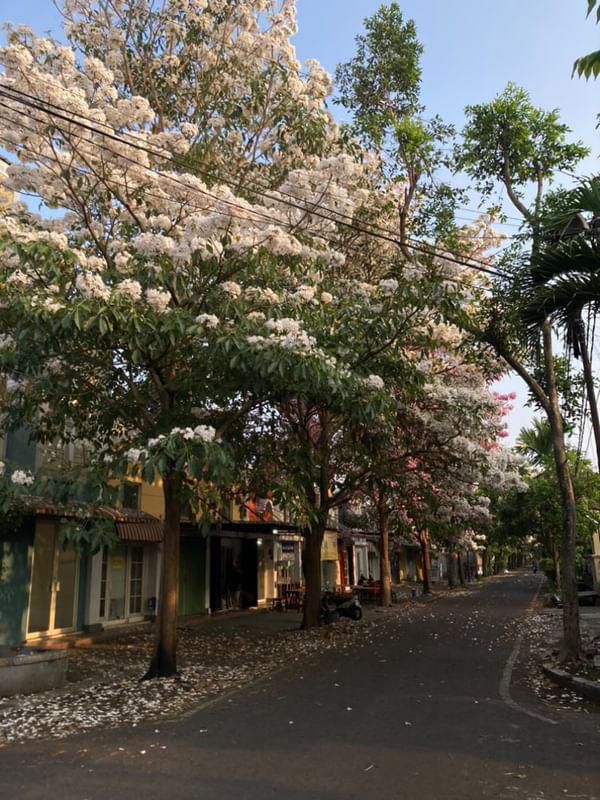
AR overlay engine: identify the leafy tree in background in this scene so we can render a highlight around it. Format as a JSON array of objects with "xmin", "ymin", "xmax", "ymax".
[
  {"xmin": 335, "ymin": 2, "xmax": 464, "ymax": 254},
  {"xmin": 457, "ymin": 83, "xmax": 587, "ymax": 223},
  {"xmin": 494, "ymin": 422, "xmax": 600, "ymax": 589},
  {"xmin": 237, "ymin": 271, "xmax": 440, "ymax": 627}
]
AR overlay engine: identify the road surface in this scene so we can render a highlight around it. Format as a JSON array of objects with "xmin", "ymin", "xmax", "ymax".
[{"xmin": 1, "ymin": 573, "xmax": 598, "ymax": 799}]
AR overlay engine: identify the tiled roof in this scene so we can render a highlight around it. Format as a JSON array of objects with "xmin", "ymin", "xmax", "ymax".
[{"xmin": 18, "ymin": 496, "xmax": 163, "ymax": 542}]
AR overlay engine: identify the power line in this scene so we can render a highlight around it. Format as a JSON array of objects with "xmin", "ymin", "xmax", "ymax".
[
  {"xmin": 0, "ymin": 57, "xmax": 528, "ymax": 227},
  {"xmin": 454, "ymin": 205, "xmax": 525, "ymax": 225},
  {"xmin": 0, "ymin": 125, "xmax": 496, "ymax": 297},
  {"xmin": 4, "ymin": 68, "xmax": 525, "ymax": 238},
  {"xmin": 0, "ymin": 82, "xmax": 508, "ymax": 277},
  {"xmin": 0, "ymin": 84, "xmax": 510, "ymax": 279}
]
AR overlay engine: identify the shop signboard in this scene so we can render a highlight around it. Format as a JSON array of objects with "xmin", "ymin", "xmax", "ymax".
[{"xmin": 321, "ymin": 531, "xmax": 338, "ymax": 561}]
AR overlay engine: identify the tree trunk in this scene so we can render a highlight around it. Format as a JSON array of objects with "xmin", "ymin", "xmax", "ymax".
[
  {"xmin": 447, "ymin": 549, "xmax": 457, "ymax": 587},
  {"xmin": 551, "ymin": 538, "xmax": 561, "ymax": 592},
  {"xmin": 543, "ymin": 319, "xmax": 581, "ymax": 659},
  {"xmin": 302, "ymin": 525, "xmax": 325, "ymax": 629},
  {"xmin": 378, "ymin": 496, "xmax": 392, "ymax": 606},
  {"xmin": 574, "ymin": 315, "xmax": 600, "ymax": 471},
  {"xmin": 418, "ymin": 530, "xmax": 432, "ymax": 594},
  {"xmin": 144, "ymin": 471, "xmax": 181, "ymax": 679},
  {"xmin": 457, "ymin": 552, "xmax": 465, "ymax": 585}
]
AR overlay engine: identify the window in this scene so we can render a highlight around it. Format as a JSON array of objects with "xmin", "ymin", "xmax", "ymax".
[
  {"xmin": 5, "ymin": 427, "xmax": 36, "ymax": 471},
  {"xmin": 98, "ymin": 544, "xmax": 145, "ymax": 621},
  {"xmin": 122, "ymin": 482, "xmax": 140, "ymax": 510},
  {"xmin": 129, "ymin": 546, "xmax": 144, "ymax": 615}
]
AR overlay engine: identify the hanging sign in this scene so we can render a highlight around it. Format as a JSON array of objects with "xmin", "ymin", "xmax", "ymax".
[{"xmin": 321, "ymin": 531, "xmax": 338, "ymax": 561}]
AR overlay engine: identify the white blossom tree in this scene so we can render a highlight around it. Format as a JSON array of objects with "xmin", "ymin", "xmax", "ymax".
[{"xmin": 0, "ymin": 0, "xmax": 405, "ymax": 675}]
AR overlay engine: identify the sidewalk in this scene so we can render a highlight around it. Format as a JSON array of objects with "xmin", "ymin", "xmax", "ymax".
[
  {"xmin": 522, "ymin": 602, "xmax": 600, "ymax": 707},
  {"xmin": 0, "ymin": 601, "xmax": 401, "ymax": 745},
  {"xmin": 542, "ymin": 606, "xmax": 600, "ymax": 700},
  {"xmin": 0, "ymin": 581, "xmax": 482, "ymax": 746}
]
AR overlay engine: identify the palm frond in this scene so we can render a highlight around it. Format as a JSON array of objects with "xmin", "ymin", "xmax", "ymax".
[
  {"xmin": 573, "ymin": 50, "xmax": 600, "ymax": 79},
  {"xmin": 588, "ymin": 0, "xmax": 600, "ymax": 20},
  {"xmin": 531, "ymin": 237, "xmax": 600, "ymax": 287},
  {"xmin": 516, "ymin": 419, "xmax": 554, "ymax": 466}
]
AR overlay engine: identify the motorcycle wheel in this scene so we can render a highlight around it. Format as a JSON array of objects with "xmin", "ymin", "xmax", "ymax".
[{"xmin": 349, "ymin": 606, "xmax": 363, "ymax": 621}]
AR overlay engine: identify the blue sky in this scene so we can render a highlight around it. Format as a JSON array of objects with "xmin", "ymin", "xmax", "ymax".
[{"xmin": 1, "ymin": 0, "xmax": 599, "ymax": 445}]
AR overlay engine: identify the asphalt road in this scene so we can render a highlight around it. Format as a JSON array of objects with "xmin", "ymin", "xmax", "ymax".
[{"xmin": 2, "ymin": 573, "xmax": 599, "ymax": 800}]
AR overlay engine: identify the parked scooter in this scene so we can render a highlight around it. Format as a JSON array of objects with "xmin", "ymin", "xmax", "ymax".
[{"xmin": 320, "ymin": 591, "xmax": 363, "ymax": 624}]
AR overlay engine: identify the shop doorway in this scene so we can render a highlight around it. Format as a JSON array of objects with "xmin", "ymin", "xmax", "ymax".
[
  {"xmin": 209, "ymin": 536, "xmax": 258, "ymax": 611},
  {"xmin": 27, "ymin": 521, "xmax": 79, "ymax": 637}
]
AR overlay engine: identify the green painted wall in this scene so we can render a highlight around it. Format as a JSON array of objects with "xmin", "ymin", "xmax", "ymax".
[
  {"xmin": 179, "ymin": 538, "xmax": 207, "ymax": 617},
  {"xmin": 0, "ymin": 520, "xmax": 34, "ymax": 646}
]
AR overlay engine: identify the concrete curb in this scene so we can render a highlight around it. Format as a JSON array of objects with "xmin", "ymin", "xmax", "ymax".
[{"xmin": 542, "ymin": 662, "xmax": 600, "ymax": 702}]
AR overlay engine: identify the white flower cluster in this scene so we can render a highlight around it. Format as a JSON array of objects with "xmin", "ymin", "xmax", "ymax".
[
  {"xmin": 42, "ymin": 299, "xmax": 64, "ymax": 313},
  {"xmin": 126, "ymin": 424, "xmax": 217, "ymax": 464},
  {"xmin": 5, "ymin": 377, "xmax": 23, "ymax": 394},
  {"xmin": 378, "ymin": 278, "xmax": 399, "ymax": 295},
  {"xmin": 247, "ymin": 327, "xmax": 316, "ymax": 353},
  {"xmin": 11, "ymin": 469, "xmax": 34, "ymax": 486},
  {"xmin": 115, "ymin": 279, "xmax": 143, "ymax": 301},
  {"xmin": 145, "ymin": 289, "xmax": 171, "ymax": 314},
  {"xmin": 244, "ymin": 287, "xmax": 280, "ymax": 305},
  {"xmin": 196, "ymin": 313, "xmax": 219, "ymax": 329},
  {"xmin": 133, "ymin": 232, "xmax": 178, "ymax": 258},
  {"xmin": 364, "ymin": 374, "xmax": 385, "ymax": 391},
  {"xmin": 125, "ymin": 447, "xmax": 145, "ymax": 464},
  {"xmin": 265, "ymin": 318, "xmax": 301, "ymax": 336},
  {"xmin": 6, "ymin": 270, "xmax": 33, "ymax": 288},
  {"xmin": 291, "ymin": 285, "xmax": 316, "ymax": 304},
  {"xmin": 75, "ymin": 272, "xmax": 111, "ymax": 301},
  {"xmin": 170, "ymin": 425, "xmax": 216, "ymax": 443},
  {"xmin": 0, "ymin": 334, "xmax": 15, "ymax": 351},
  {"xmin": 265, "ymin": 226, "xmax": 304, "ymax": 257},
  {"xmin": 220, "ymin": 281, "xmax": 242, "ymax": 299}
]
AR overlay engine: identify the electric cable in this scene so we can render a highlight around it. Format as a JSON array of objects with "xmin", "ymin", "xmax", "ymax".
[{"xmin": 0, "ymin": 84, "xmax": 510, "ymax": 279}]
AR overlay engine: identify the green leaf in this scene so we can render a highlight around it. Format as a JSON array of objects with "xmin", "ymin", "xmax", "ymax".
[
  {"xmin": 188, "ymin": 456, "xmax": 202, "ymax": 478},
  {"xmin": 142, "ymin": 462, "xmax": 155, "ymax": 483}
]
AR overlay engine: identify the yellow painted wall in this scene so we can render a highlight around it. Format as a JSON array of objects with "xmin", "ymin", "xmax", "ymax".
[{"xmin": 140, "ymin": 480, "xmax": 164, "ymax": 519}]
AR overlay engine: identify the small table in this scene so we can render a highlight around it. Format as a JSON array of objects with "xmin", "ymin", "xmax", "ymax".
[{"xmin": 354, "ymin": 585, "xmax": 380, "ymax": 604}]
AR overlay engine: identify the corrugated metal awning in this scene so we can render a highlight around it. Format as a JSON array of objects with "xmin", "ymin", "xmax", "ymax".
[{"xmin": 116, "ymin": 519, "xmax": 163, "ymax": 542}]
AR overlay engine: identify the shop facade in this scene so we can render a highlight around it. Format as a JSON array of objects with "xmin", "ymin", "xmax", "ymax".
[{"xmin": 207, "ymin": 522, "xmax": 297, "ymax": 612}]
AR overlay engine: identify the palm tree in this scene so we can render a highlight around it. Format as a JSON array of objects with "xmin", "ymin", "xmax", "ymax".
[
  {"xmin": 573, "ymin": 1, "xmax": 600, "ymax": 79},
  {"xmin": 524, "ymin": 179, "xmax": 600, "ymax": 471},
  {"xmin": 517, "ymin": 418, "xmax": 555, "ymax": 467}
]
